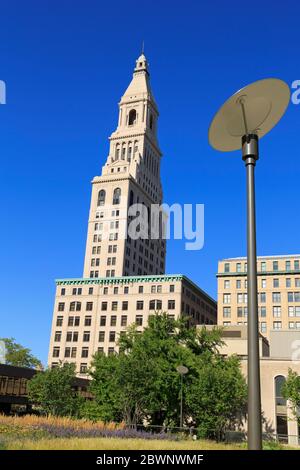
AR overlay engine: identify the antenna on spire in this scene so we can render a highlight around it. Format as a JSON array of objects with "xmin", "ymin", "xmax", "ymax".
[{"xmin": 141, "ymin": 40, "xmax": 145, "ymax": 54}]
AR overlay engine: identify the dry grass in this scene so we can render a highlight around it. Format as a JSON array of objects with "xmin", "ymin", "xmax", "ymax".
[
  {"xmin": 0, "ymin": 414, "xmax": 123, "ymax": 432},
  {"xmin": 5, "ymin": 436, "xmax": 241, "ymax": 450}
]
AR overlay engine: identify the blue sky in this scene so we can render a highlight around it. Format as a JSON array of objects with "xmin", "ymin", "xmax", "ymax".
[{"xmin": 1, "ymin": 0, "xmax": 300, "ymax": 364}]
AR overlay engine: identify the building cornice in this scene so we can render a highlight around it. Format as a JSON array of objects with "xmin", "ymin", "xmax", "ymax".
[
  {"xmin": 56, "ymin": 274, "xmax": 185, "ymax": 286},
  {"xmin": 217, "ymin": 269, "xmax": 300, "ymax": 278}
]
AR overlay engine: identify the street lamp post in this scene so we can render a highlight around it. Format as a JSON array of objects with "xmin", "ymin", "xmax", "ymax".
[
  {"xmin": 208, "ymin": 79, "xmax": 290, "ymax": 450},
  {"xmin": 176, "ymin": 365, "xmax": 188, "ymax": 429}
]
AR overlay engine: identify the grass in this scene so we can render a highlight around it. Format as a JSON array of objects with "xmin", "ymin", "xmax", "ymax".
[
  {"xmin": 4, "ymin": 436, "xmax": 242, "ymax": 450},
  {"xmin": 0, "ymin": 414, "xmax": 298, "ymax": 450}
]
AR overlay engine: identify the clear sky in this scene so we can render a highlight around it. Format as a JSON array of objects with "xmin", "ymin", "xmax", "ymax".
[{"xmin": 1, "ymin": 0, "xmax": 300, "ymax": 365}]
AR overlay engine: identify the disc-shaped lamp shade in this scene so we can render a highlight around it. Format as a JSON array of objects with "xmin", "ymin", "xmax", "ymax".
[
  {"xmin": 176, "ymin": 365, "xmax": 188, "ymax": 375},
  {"xmin": 208, "ymin": 78, "xmax": 290, "ymax": 152}
]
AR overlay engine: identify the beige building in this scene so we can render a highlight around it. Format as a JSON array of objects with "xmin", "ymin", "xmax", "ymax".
[
  {"xmin": 48, "ymin": 53, "xmax": 217, "ymax": 374},
  {"xmin": 203, "ymin": 325, "xmax": 300, "ymax": 445},
  {"xmin": 217, "ymin": 255, "xmax": 300, "ymax": 339}
]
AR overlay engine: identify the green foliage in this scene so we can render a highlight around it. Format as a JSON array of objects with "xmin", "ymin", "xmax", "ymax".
[
  {"xmin": 282, "ymin": 368, "xmax": 300, "ymax": 423},
  {"xmin": 27, "ymin": 362, "xmax": 83, "ymax": 417},
  {"xmin": 0, "ymin": 337, "xmax": 42, "ymax": 369},
  {"xmin": 185, "ymin": 354, "xmax": 247, "ymax": 439},
  {"xmin": 85, "ymin": 313, "xmax": 247, "ymax": 437}
]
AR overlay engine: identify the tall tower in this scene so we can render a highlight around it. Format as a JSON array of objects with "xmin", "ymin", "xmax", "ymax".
[{"xmin": 83, "ymin": 53, "xmax": 166, "ymax": 278}]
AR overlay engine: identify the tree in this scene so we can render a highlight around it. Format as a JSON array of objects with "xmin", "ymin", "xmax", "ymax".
[
  {"xmin": 27, "ymin": 362, "xmax": 83, "ymax": 416},
  {"xmin": 282, "ymin": 369, "xmax": 300, "ymax": 423},
  {"xmin": 84, "ymin": 313, "xmax": 247, "ymax": 435},
  {"xmin": 185, "ymin": 354, "xmax": 247, "ymax": 439},
  {"xmin": 0, "ymin": 337, "xmax": 42, "ymax": 369}
]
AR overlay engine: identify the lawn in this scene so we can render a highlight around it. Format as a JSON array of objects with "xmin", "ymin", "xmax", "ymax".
[{"xmin": 3, "ymin": 436, "xmax": 241, "ymax": 450}]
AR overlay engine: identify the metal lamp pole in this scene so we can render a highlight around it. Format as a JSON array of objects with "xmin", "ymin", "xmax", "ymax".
[
  {"xmin": 208, "ymin": 78, "xmax": 290, "ymax": 450},
  {"xmin": 176, "ymin": 365, "xmax": 188, "ymax": 430},
  {"xmin": 242, "ymin": 132, "xmax": 262, "ymax": 449}
]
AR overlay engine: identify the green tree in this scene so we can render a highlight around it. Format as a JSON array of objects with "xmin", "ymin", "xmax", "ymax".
[
  {"xmin": 282, "ymin": 368, "xmax": 300, "ymax": 423},
  {"xmin": 0, "ymin": 337, "xmax": 42, "ymax": 369},
  {"xmin": 27, "ymin": 362, "xmax": 83, "ymax": 416},
  {"xmin": 185, "ymin": 354, "xmax": 247, "ymax": 439},
  {"xmin": 85, "ymin": 313, "xmax": 247, "ymax": 435}
]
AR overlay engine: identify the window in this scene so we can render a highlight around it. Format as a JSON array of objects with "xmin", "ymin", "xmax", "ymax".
[
  {"xmin": 86, "ymin": 302, "xmax": 93, "ymax": 311},
  {"xmin": 64, "ymin": 347, "xmax": 70, "ymax": 358},
  {"xmin": 224, "ymin": 263, "xmax": 230, "ymax": 273},
  {"xmin": 236, "ymin": 263, "xmax": 241, "ymax": 272},
  {"xmin": 72, "ymin": 288, "xmax": 82, "ymax": 295},
  {"xmin": 296, "ymin": 278, "xmax": 300, "ymax": 287},
  {"xmin": 121, "ymin": 315, "xmax": 127, "ymax": 327},
  {"xmin": 259, "ymin": 292, "xmax": 266, "ymax": 303},
  {"xmin": 223, "ymin": 294, "xmax": 231, "ymax": 304},
  {"xmin": 261, "ymin": 279, "xmax": 266, "ymax": 288},
  {"xmin": 273, "ymin": 306, "xmax": 281, "ymax": 318},
  {"xmin": 295, "ymin": 260, "xmax": 300, "ymax": 270},
  {"xmin": 100, "ymin": 315, "xmax": 106, "ymax": 326},
  {"xmin": 273, "ymin": 321, "xmax": 282, "ymax": 330},
  {"xmin": 58, "ymin": 302, "xmax": 65, "ymax": 312},
  {"xmin": 80, "ymin": 363, "xmax": 87, "ymax": 374},
  {"xmin": 124, "ymin": 286, "xmax": 129, "ymax": 294},
  {"xmin": 97, "ymin": 190, "xmax": 106, "ymax": 206},
  {"xmin": 128, "ymin": 109, "xmax": 137, "ymax": 126},
  {"xmin": 109, "ymin": 331, "xmax": 116, "ymax": 342},
  {"xmin": 61, "ymin": 288, "xmax": 66, "ymax": 296},
  {"xmin": 135, "ymin": 315, "xmax": 143, "ymax": 326},
  {"xmin": 260, "ymin": 307, "xmax": 266, "ymax": 317},
  {"xmin": 168, "ymin": 300, "xmax": 175, "ymax": 310},
  {"xmin": 99, "ymin": 331, "xmax": 105, "ymax": 342},
  {"xmin": 274, "ymin": 375, "xmax": 287, "ymax": 439},
  {"xmin": 110, "ymin": 316, "xmax": 117, "ymax": 327},
  {"xmin": 113, "ymin": 188, "xmax": 121, "ymax": 205},
  {"xmin": 272, "ymin": 292, "xmax": 281, "ymax": 303},
  {"xmin": 54, "ymin": 331, "xmax": 61, "ymax": 342},
  {"xmin": 236, "ymin": 280, "xmax": 241, "ymax": 289},
  {"xmin": 237, "ymin": 293, "xmax": 244, "ymax": 304},
  {"xmin": 273, "ymin": 260, "xmax": 278, "ymax": 271},
  {"xmin": 70, "ymin": 301, "xmax": 81, "ymax": 312},
  {"xmin": 52, "ymin": 347, "xmax": 60, "ymax": 358},
  {"xmin": 56, "ymin": 316, "xmax": 63, "ymax": 327},
  {"xmin": 138, "ymin": 286, "xmax": 144, "ymax": 293},
  {"xmin": 136, "ymin": 301, "xmax": 144, "ymax": 310},
  {"xmin": 81, "ymin": 347, "xmax": 89, "ymax": 358},
  {"xmin": 66, "ymin": 331, "xmax": 78, "ymax": 342},
  {"xmin": 83, "ymin": 331, "xmax": 90, "ymax": 342},
  {"xmin": 288, "ymin": 292, "xmax": 300, "ymax": 302},
  {"xmin": 88, "ymin": 287, "xmax": 93, "ymax": 295},
  {"xmin": 149, "ymin": 299, "xmax": 162, "ymax": 310},
  {"xmin": 108, "ymin": 347, "xmax": 115, "ymax": 355},
  {"xmin": 260, "ymin": 322, "xmax": 267, "ymax": 333},
  {"xmin": 169, "ymin": 284, "xmax": 175, "ymax": 292},
  {"xmin": 261, "ymin": 262, "xmax": 266, "ymax": 272},
  {"xmin": 112, "ymin": 301, "xmax": 118, "ymax": 311},
  {"xmin": 273, "ymin": 278, "xmax": 279, "ymax": 288},
  {"xmin": 223, "ymin": 307, "xmax": 231, "ymax": 318},
  {"xmin": 224, "ymin": 280, "xmax": 230, "ymax": 289},
  {"xmin": 101, "ymin": 302, "xmax": 108, "ymax": 311},
  {"xmin": 84, "ymin": 316, "xmax": 92, "ymax": 326},
  {"xmin": 286, "ymin": 260, "xmax": 291, "ymax": 271},
  {"xmin": 286, "ymin": 278, "xmax": 291, "ymax": 288}
]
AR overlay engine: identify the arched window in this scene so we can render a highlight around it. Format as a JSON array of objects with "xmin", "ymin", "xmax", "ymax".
[
  {"xmin": 274, "ymin": 375, "xmax": 288, "ymax": 441},
  {"xmin": 113, "ymin": 188, "xmax": 121, "ymax": 205},
  {"xmin": 128, "ymin": 141, "xmax": 132, "ymax": 162},
  {"xmin": 149, "ymin": 114, "xmax": 153, "ymax": 130},
  {"xmin": 128, "ymin": 109, "xmax": 137, "ymax": 126},
  {"xmin": 115, "ymin": 144, "xmax": 120, "ymax": 160},
  {"xmin": 70, "ymin": 301, "xmax": 81, "ymax": 312},
  {"xmin": 97, "ymin": 190, "xmax": 106, "ymax": 207},
  {"xmin": 129, "ymin": 190, "xmax": 134, "ymax": 207}
]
